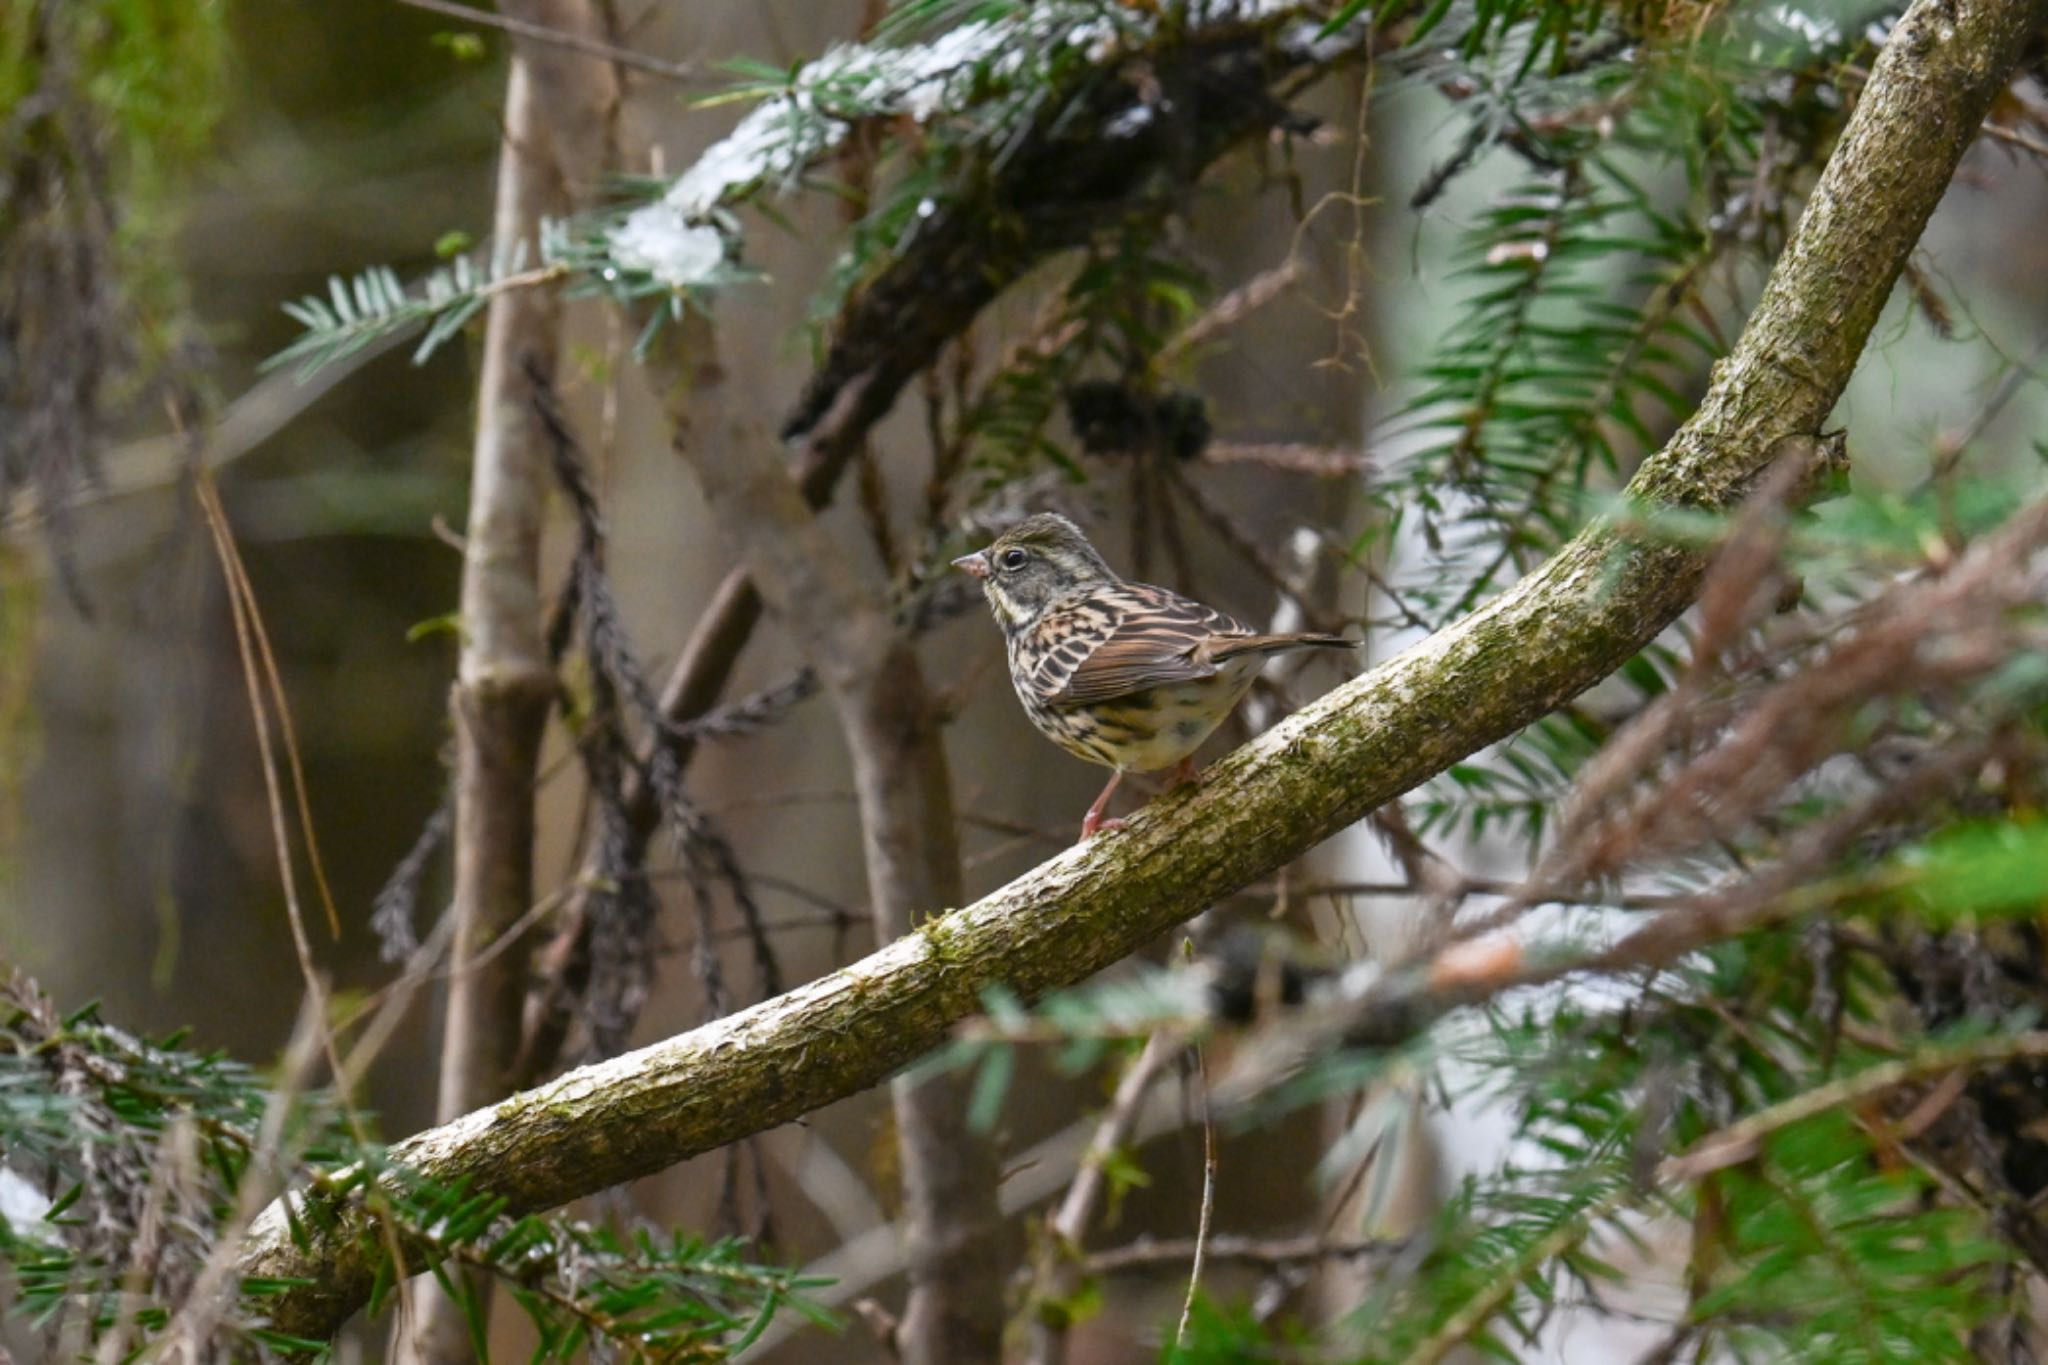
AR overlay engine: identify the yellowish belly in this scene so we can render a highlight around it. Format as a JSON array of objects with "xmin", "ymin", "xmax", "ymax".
[{"xmin": 1028, "ymin": 668, "xmax": 1259, "ymax": 773}]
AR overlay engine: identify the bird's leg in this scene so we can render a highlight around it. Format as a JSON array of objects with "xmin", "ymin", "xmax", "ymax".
[
  {"xmin": 1168, "ymin": 756, "xmax": 1204, "ymax": 790},
  {"xmin": 1080, "ymin": 770, "xmax": 1127, "ymax": 841}
]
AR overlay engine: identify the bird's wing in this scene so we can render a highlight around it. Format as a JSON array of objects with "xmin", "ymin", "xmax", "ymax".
[{"xmin": 1023, "ymin": 582, "xmax": 1250, "ymax": 707}]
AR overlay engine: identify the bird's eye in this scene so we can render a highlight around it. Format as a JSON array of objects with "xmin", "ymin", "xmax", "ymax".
[{"xmin": 999, "ymin": 547, "xmax": 1029, "ymax": 572}]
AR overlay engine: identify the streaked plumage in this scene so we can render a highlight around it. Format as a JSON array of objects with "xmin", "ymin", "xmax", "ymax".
[{"xmin": 953, "ymin": 513, "xmax": 1353, "ymax": 839}]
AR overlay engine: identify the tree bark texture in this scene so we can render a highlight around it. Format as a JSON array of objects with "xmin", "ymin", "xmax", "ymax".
[{"xmin": 242, "ymin": 0, "xmax": 2047, "ymax": 1340}]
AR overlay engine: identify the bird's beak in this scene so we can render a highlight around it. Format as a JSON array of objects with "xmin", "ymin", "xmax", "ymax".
[{"xmin": 952, "ymin": 551, "xmax": 991, "ymax": 580}]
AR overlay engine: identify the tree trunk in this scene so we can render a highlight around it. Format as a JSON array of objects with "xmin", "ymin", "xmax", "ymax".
[
  {"xmin": 844, "ymin": 658, "xmax": 1012, "ymax": 1364},
  {"xmin": 410, "ymin": 6, "xmax": 618, "ymax": 1358}
]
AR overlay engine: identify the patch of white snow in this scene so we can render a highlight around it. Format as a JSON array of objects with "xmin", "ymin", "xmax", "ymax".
[{"xmin": 609, "ymin": 205, "xmax": 726, "ymax": 288}]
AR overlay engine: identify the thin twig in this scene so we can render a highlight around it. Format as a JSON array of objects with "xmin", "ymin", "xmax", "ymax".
[
  {"xmin": 1177, "ymin": 1045, "xmax": 1217, "ymax": 1349},
  {"xmin": 1280, "ymin": 877, "xmax": 1692, "ymax": 912},
  {"xmin": 1928, "ymin": 324, "xmax": 2048, "ymax": 482},
  {"xmin": 1168, "ymin": 468, "xmax": 1352, "ymax": 636},
  {"xmin": 1084, "ymin": 1232, "xmax": 1394, "ymax": 1275},
  {"xmin": 1156, "ymin": 259, "xmax": 1304, "ymax": 367},
  {"xmin": 1198, "ymin": 441, "xmax": 1374, "ymax": 478},
  {"xmin": 1659, "ymin": 1032, "xmax": 2048, "ymax": 1183},
  {"xmin": 391, "ymin": 0, "xmax": 703, "ymax": 84},
  {"xmin": 1024, "ymin": 1031, "xmax": 1180, "ymax": 1365},
  {"xmin": 1980, "ymin": 120, "xmax": 2048, "ymax": 158}
]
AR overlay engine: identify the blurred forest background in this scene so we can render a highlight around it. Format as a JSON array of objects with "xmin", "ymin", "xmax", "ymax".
[{"xmin": 4, "ymin": 0, "xmax": 2048, "ymax": 1361}]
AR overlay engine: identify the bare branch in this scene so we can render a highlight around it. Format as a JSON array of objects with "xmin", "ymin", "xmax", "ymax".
[
  {"xmin": 1084, "ymin": 1232, "xmax": 1397, "ymax": 1276},
  {"xmin": 1023, "ymin": 1031, "xmax": 1181, "ymax": 1365},
  {"xmin": 390, "ymin": 0, "xmax": 703, "ymax": 85}
]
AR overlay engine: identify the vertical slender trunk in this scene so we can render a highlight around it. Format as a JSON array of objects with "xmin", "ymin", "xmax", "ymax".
[
  {"xmin": 667, "ymin": 356, "xmax": 1013, "ymax": 1361},
  {"xmin": 408, "ymin": 9, "xmax": 617, "ymax": 1357},
  {"xmin": 442, "ymin": 49, "xmax": 562, "ymax": 1127},
  {"xmin": 402, "ymin": 56, "xmax": 564, "ymax": 1365},
  {"xmin": 841, "ymin": 657, "xmax": 1012, "ymax": 1364}
]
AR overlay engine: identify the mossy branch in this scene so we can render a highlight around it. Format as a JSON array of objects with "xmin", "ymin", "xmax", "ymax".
[{"xmin": 236, "ymin": 0, "xmax": 2047, "ymax": 1340}]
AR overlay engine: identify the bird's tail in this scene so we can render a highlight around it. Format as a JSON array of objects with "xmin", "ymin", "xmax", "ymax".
[{"xmin": 1212, "ymin": 632, "xmax": 1355, "ymax": 662}]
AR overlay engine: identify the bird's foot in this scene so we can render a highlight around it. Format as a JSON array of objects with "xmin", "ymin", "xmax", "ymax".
[
  {"xmin": 1168, "ymin": 757, "xmax": 1205, "ymax": 791},
  {"xmin": 1080, "ymin": 812, "xmax": 1128, "ymax": 841},
  {"xmin": 1080, "ymin": 770, "xmax": 1128, "ymax": 842}
]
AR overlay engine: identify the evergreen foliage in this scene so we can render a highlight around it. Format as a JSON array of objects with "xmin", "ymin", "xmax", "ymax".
[{"xmin": 0, "ymin": 974, "xmax": 828, "ymax": 1360}]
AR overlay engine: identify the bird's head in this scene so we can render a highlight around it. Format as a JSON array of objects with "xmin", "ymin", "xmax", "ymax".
[{"xmin": 952, "ymin": 513, "xmax": 1117, "ymax": 632}]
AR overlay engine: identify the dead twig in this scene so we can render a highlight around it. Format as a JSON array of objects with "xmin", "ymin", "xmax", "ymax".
[
  {"xmin": 390, "ymin": 0, "xmax": 702, "ymax": 84},
  {"xmin": 1176, "ymin": 1045, "xmax": 1218, "ymax": 1349},
  {"xmin": 1022, "ymin": 1031, "xmax": 1181, "ymax": 1365},
  {"xmin": 1084, "ymin": 1232, "xmax": 1396, "ymax": 1275}
]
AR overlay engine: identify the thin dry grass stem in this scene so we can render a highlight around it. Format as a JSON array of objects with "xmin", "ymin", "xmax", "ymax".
[
  {"xmin": 194, "ymin": 469, "xmax": 422, "ymax": 1332},
  {"xmin": 187, "ymin": 458, "xmax": 342, "ymax": 938},
  {"xmin": 193, "ymin": 472, "xmax": 332, "ymax": 996},
  {"xmin": 1177, "ymin": 1045, "xmax": 1218, "ymax": 1350}
]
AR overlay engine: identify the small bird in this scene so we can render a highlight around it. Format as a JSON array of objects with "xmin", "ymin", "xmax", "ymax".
[{"xmin": 953, "ymin": 513, "xmax": 1352, "ymax": 840}]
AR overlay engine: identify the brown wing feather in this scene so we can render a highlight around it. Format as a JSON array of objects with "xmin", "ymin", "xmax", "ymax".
[
  {"xmin": 1024, "ymin": 582, "xmax": 1251, "ymax": 707},
  {"xmin": 1208, "ymin": 631, "xmax": 1354, "ymax": 663}
]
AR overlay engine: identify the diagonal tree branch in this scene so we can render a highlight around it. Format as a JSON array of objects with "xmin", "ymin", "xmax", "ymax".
[
  {"xmin": 238, "ymin": 0, "xmax": 2048, "ymax": 1340},
  {"xmin": 440, "ymin": 0, "xmax": 619, "ymax": 1127},
  {"xmin": 514, "ymin": 15, "xmax": 1365, "ymax": 1078}
]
